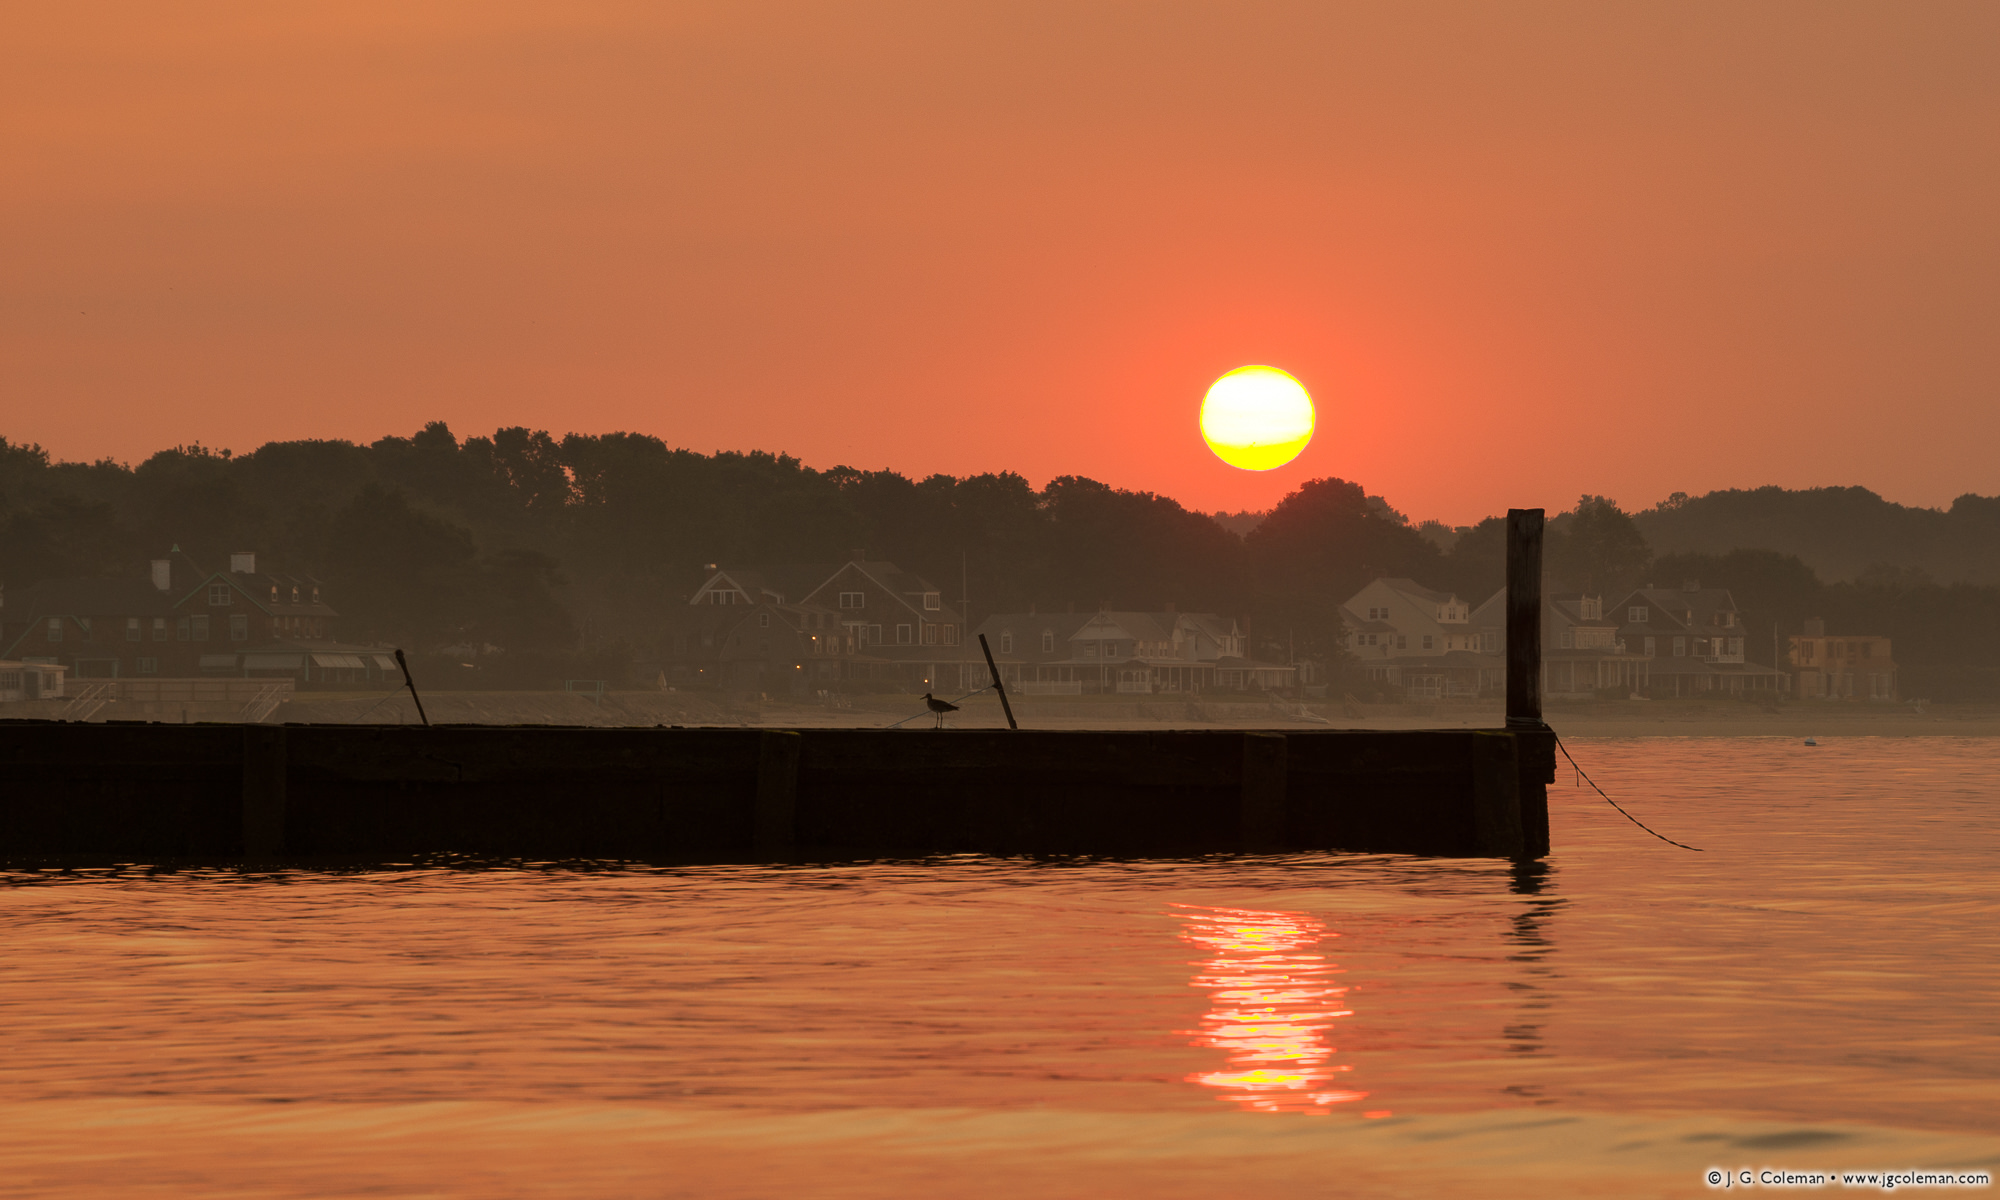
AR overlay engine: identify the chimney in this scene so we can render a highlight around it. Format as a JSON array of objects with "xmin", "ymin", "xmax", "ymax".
[
  {"xmin": 230, "ymin": 551, "xmax": 256, "ymax": 575},
  {"xmin": 151, "ymin": 559, "xmax": 172, "ymax": 591},
  {"xmin": 1803, "ymin": 617, "xmax": 1826, "ymax": 637}
]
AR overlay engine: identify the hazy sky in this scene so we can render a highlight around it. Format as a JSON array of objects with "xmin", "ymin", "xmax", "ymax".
[{"xmin": 5, "ymin": 2, "xmax": 1998, "ymax": 524}]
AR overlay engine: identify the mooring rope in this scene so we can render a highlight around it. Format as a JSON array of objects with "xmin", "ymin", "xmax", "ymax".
[
  {"xmin": 883, "ymin": 685, "xmax": 995, "ymax": 730},
  {"xmin": 1549, "ymin": 728, "xmax": 1706, "ymax": 852}
]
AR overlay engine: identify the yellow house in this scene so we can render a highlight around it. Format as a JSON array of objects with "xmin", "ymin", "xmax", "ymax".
[{"xmin": 1789, "ymin": 618, "xmax": 1897, "ymax": 701}]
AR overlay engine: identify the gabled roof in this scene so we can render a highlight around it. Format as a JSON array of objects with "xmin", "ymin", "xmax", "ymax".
[
  {"xmin": 697, "ymin": 560, "xmax": 961, "ymax": 623},
  {"xmin": 188, "ymin": 570, "xmax": 337, "ymax": 617},
  {"xmin": 1374, "ymin": 578, "xmax": 1458, "ymax": 605},
  {"xmin": 697, "ymin": 565, "xmax": 835, "ymax": 606},
  {"xmin": 1607, "ymin": 586, "xmax": 1740, "ymax": 633},
  {"xmin": 814, "ymin": 560, "xmax": 959, "ymax": 621},
  {"xmin": 1072, "ymin": 611, "xmax": 1178, "ymax": 642}
]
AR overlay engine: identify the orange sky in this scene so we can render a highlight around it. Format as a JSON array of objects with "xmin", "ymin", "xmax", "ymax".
[{"xmin": 5, "ymin": 2, "xmax": 1998, "ymax": 524}]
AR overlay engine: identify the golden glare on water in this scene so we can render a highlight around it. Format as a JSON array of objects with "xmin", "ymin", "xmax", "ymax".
[
  {"xmin": 1175, "ymin": 904, "xmax": 1367, "ymax": 1115},
  {"xmin": 1199, "ymin": 365, "xmax": 1315, "ymax": 471}
]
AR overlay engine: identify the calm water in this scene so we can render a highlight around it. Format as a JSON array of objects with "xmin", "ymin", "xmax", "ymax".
[{"xmin": 1, "ymin": 737, "xmax": 1996, "ymax": 1198}]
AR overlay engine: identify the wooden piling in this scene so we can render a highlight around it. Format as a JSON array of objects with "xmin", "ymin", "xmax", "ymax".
[
  {"xmin": 241, "ymin": 725, "xmax": 287, "ymax": 858},
  {"xmin": 753, "ymin": 730, "xmax": 802, "ymax": 854},
  {"xmin": 1506, "ymin": 508, "xmax": 1545, "ymax": 729}
]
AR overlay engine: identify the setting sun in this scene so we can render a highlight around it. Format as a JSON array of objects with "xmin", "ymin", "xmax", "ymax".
[{"xmin": 1199, "ymin": 366, "xmax": 1315, "ymax": 471}]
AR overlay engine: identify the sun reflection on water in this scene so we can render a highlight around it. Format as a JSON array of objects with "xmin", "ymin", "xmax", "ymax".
[{"xmin": 1175, "ymin": 903, "xmax": 1366, "ymax": 1115}]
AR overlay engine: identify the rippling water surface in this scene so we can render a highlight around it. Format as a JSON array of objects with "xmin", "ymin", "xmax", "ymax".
[{"xmin": 2, "ymin": 737, "xmax": 1996, "ymax": 1197}]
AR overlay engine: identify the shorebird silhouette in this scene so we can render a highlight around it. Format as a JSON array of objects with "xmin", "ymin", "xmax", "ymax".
[{"xmin": 922, "ymin": 692, "xmax": 959, "ymax": 729}]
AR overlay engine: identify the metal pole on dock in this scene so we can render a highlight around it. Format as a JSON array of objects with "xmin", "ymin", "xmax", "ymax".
[
  {"xmin": 978, "ymin": 633, "xmax": 1018, "ymax": 730},
  {"xmin": 1505, "ymin": 509, "xmax": 1544, "ymax": 730}
]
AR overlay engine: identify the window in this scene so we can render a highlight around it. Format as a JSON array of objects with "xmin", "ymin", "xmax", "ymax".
[
  {"xmin": 46, "ymin": 617, "xmax": 61, "ymax": 642},
  {"xmin": 1721, "ymin": 612, "xmax": 1735, "ymax": 628},
  {"xmin": 1672, "ymin": 637, "xmax": 1685, "ymax": 657},
  {"xmin": 270, "ymin": 585, "xmax": 279, "ymax": 603},
  {"xmin": 177, "ymin": 617, "xmax": 191, "ymax": 641},
  {"xmin": 1042, "ymin": 631, "xmax": 1055, "ymax": 653},
  {"xmin": 1644, "ymin": 636, "xmax": 1656, "ymax": 656},
  {"xmin": 1728, "ymin": 638, "xmax": 1742, "ymax": 656},
  {"xmin": 1422, "ymin": 635, "xmax": 1434, "ymax": 650},
  {"xmin": 137, "ymin": 657, "xmax": 158, "ymax": 675},
  {"xmin": 127, "ymin": 617, "xmax": 142, "ymax": 642},
  {"xmin": 1001, "ymin": 632, "xmax": 1014, "ymax": 654},
  {"xmin": 840, "ymin": 592, "xmax": 865, "ymax": 609},
  {"xmin": 942, "ymin": 625, "xmax": 959, "ymax": 645},
  {"xmin": 758, "ymin": 613, "xmax": 771, "ymax": 628},
  {"xmin": 867, "ymin": 624, "xmax": 882, "ymax": 645},
  {"xmin": 1558, "ymin": 631, "xmax": 1572, "ymax": 649},
  {"xmin": 923, "ymin": 593, "xmax": 940, "ymax": 611},
  {"xmin": 1083, "ymin": 643, "xmax": 1096, "ymax": 658},
  {"xmin": 707, "ymin": 591, "xmax": 733, "ymax": 605},
  {"xmin": 1862, "ymin": 642, "xmax": 1874, "ymax": 658},
  {"xmin": 229, "ymin": 614, "xmax": 248, "ymax": 641},
  {"xmin": 1629, "ymin": 606, "xmax": 1649, "ymax": 624},
  {"xmin": 208, "ymin": 583, "xmax": 232, "ymax": 606},
  {"xmin": 152, "ymin": 617, "xmax": 168, "ymax": 641},
  {"xmin": 192, "ymin": 615, "xmax": 210, "ymax": 642},
  {"xmin": 1395, "ymin": 635, "xmax": 1407, "ymax": 650},
  {"xmin": 922, "ymin": 624, "xmax": 938, "ymax": 645},
  {"xmin": 896, "ymin": 624, "xmax": 912, "ymax": 645}
]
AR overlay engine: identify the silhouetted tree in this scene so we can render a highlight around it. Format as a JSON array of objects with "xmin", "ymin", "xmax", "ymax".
[
  {"xmin": 1548, "ymin": 496, "xmax": 1651, "ymax": 595},
  {"xmin": 1245, "ymin": 478, "xmax": 1443, "ymax": 659}
]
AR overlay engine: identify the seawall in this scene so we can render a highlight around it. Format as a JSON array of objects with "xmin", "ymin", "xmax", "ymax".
[{"xmin": 0, "ymin": 722, "xmax": 1553, "ymax": 863}]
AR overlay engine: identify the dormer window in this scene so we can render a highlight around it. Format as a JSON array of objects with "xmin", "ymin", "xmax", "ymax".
[
  {"xmin": 310, "ymin": 587, "xmax": 320, "ymax": 603},
  {"xmin": 1629, "ymin": 606, "xmax": 1649, "ymax": 624},
  {"xmin": 270, "ymin": 585, "xmax": 280, "ymax": 603},
  {"xmin": 924, "ymin": 593, "xmax": 940, "ymax": 610}
]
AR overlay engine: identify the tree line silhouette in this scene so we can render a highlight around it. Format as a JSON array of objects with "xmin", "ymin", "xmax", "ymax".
[{"xmin": 2, "ymin": 425, "xmax": 1996, "ymax": 696}]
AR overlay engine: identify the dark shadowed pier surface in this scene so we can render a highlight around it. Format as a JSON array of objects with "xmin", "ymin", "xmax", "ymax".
[{"xmin": 0, "ymin": 722, "xmax": 1554, "ymax": 863}]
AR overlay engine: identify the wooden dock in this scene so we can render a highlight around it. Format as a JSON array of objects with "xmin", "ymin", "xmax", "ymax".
[
  {"xmin": 0, "ymin": 723, "xmax": 1555, "ymax": 863},
  {"xmin": 0, "ymin": 511, "xmax": 1556, "ymax": 865}
]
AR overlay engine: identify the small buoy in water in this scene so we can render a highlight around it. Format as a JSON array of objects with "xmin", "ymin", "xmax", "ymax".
[{"xmin": 1804, "ymin": 736, "xmax": 1818, "ymax": 746}]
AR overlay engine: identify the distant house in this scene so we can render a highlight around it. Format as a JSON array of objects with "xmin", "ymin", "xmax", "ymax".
[
  {"xmin": 970, "ymin": 607, "xmax": 1293, "ymax": 695},
  {"xmin": 0, "ymin": 548, "xmax": 394, "ymax": 687},
  {"xmin": 1789, "ymin": 618, "xmax": 1897, "ymax": 701},
  {"xmin": 1342, "ymin": 578, "xmax": 1502, "ymax": 700},
  {"xmin": 665, "ymin": 555, "xmax": 970, "ymax": 694},
  {"xmin": 1603, "ymin": 582, "xmax": 1788, "ymax": 697},
  {"xmin": 1467, "ymin": 591, "xmax": 1651, "ymax": 700}
]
